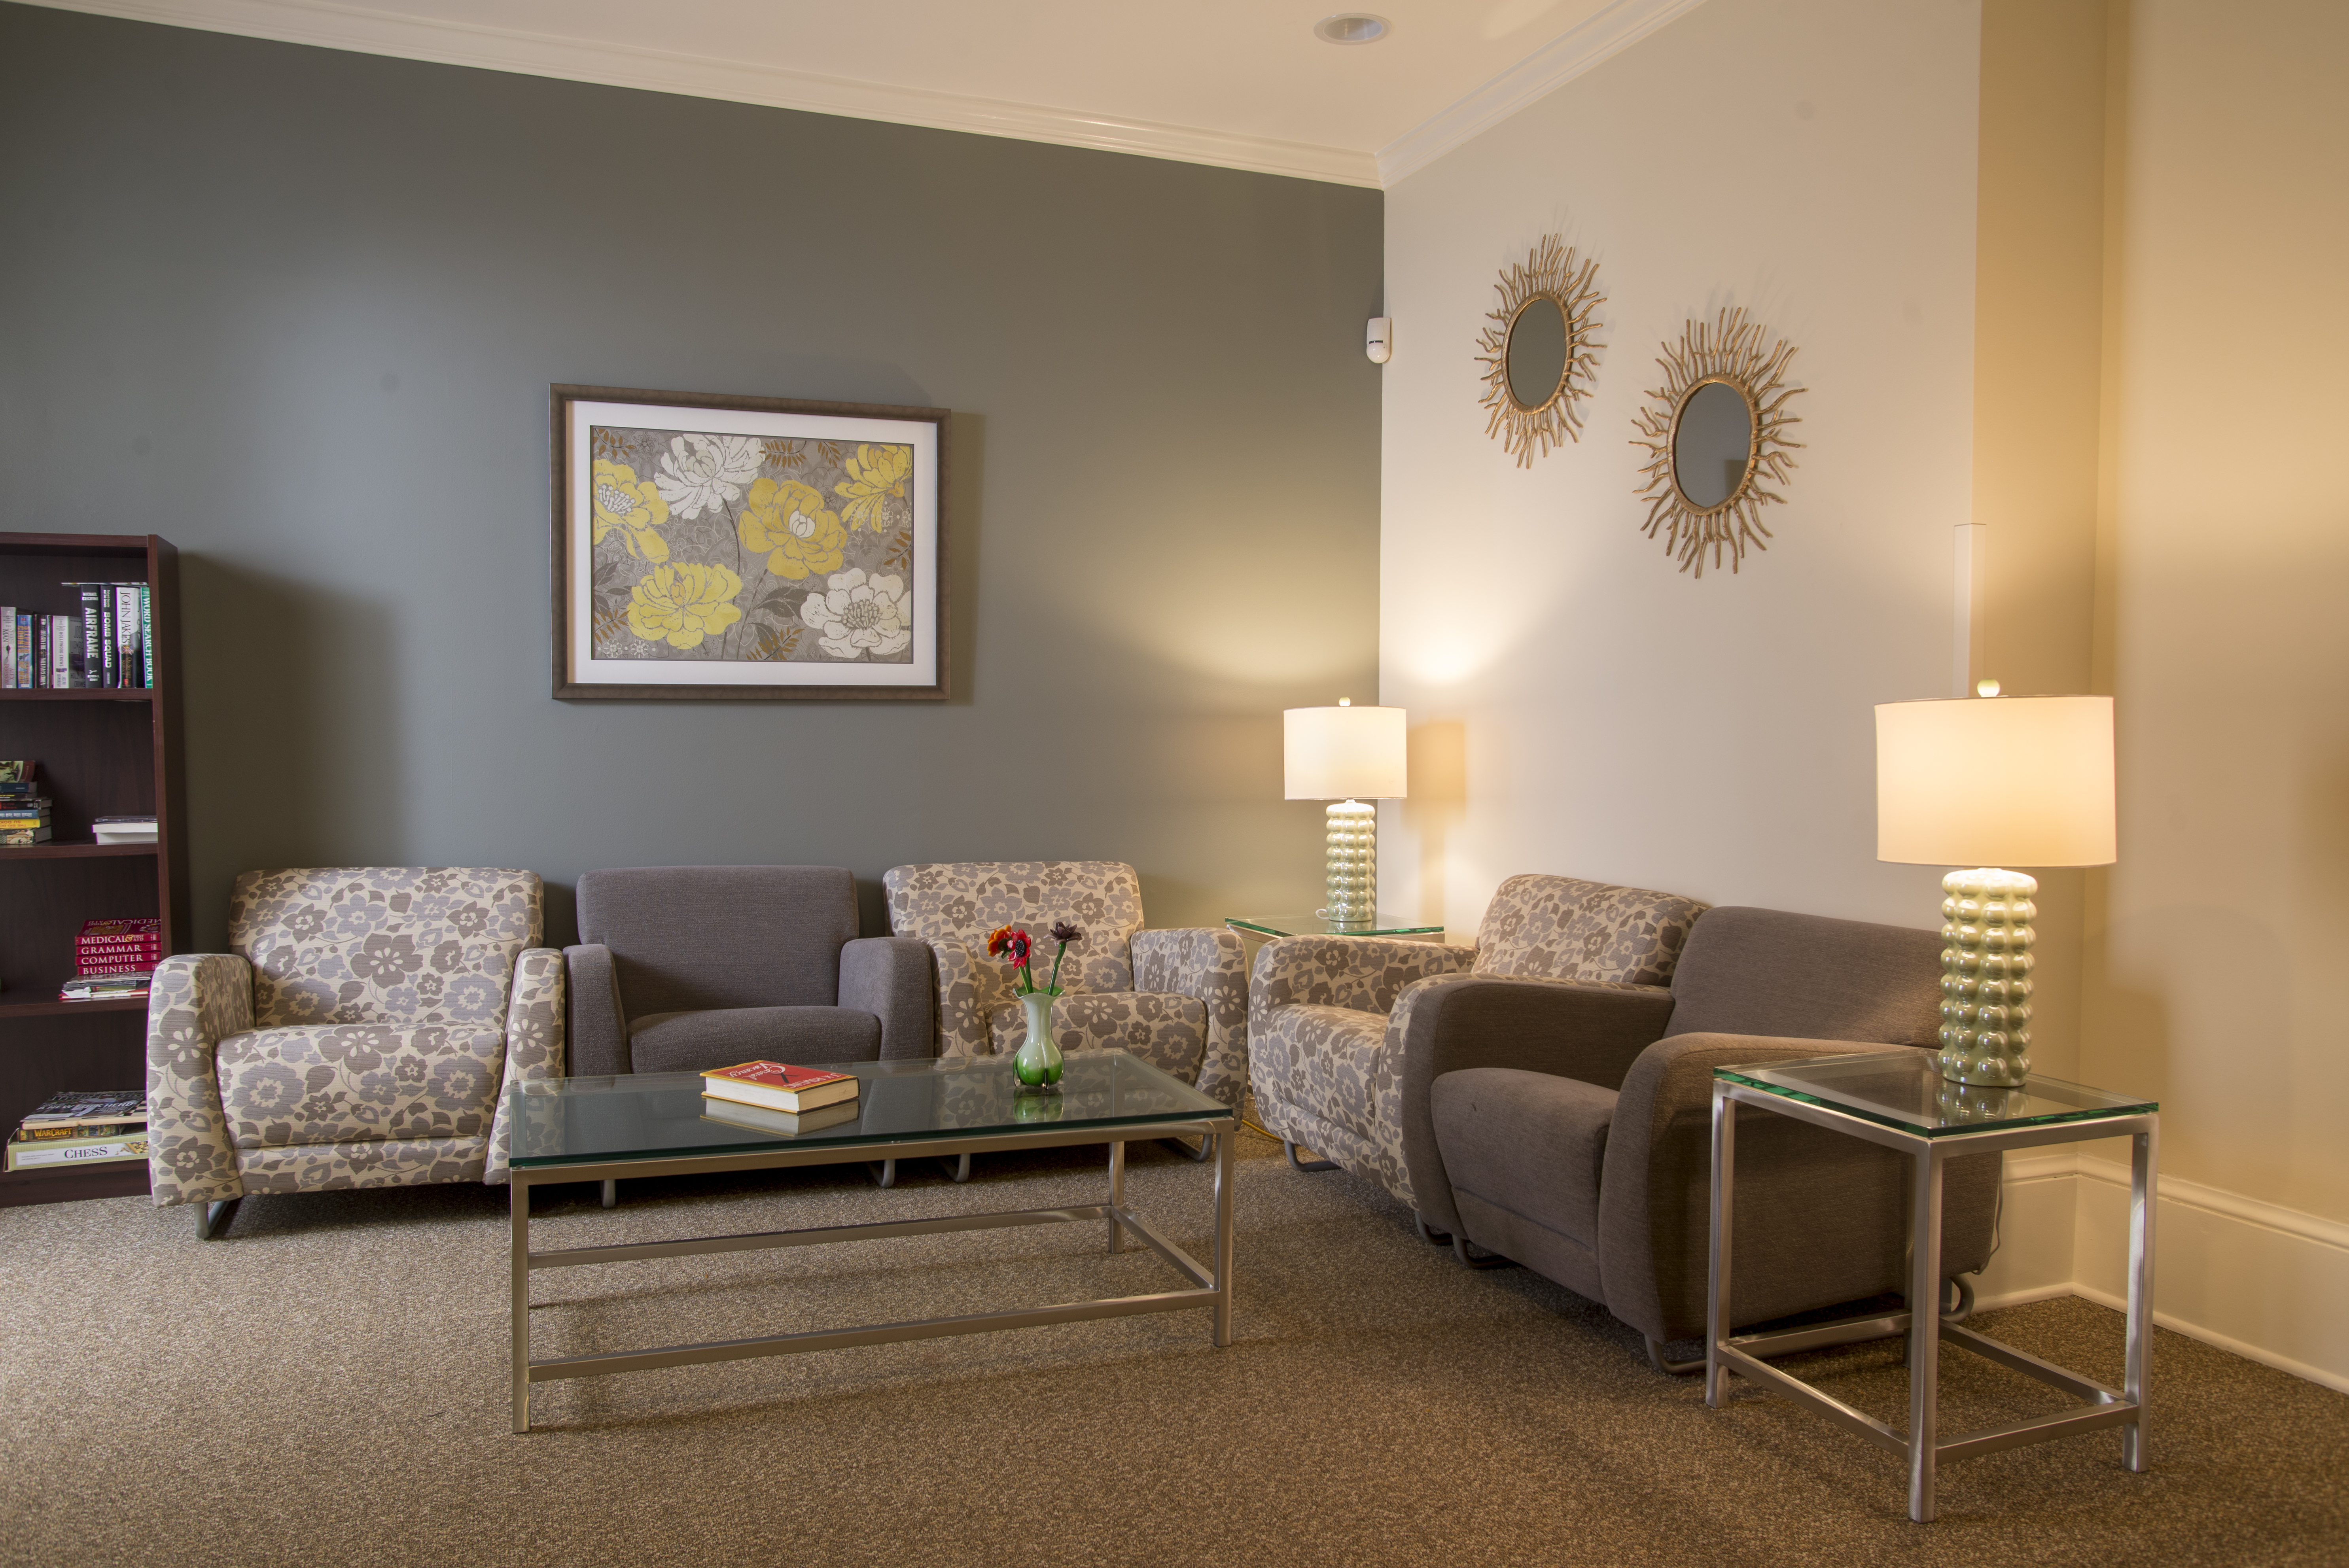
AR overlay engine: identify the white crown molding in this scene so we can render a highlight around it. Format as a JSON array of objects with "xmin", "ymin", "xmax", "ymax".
[
  {"xmin": 1376, "ymin": 0, "xmax": 1716, "ymax": 187},
  {"xmin": 16, "ymin": 0, "xmax": 1382, "ymax": 187}
]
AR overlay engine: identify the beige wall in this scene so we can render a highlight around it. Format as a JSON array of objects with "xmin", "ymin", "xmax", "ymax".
[
  {"xmin": 1378, "ymin": 0, "xmax": 1981, "ymax": 940},
  {"xmin": 2084, "ymin": 0, "xmax": 2349, "ymax": 1222}
]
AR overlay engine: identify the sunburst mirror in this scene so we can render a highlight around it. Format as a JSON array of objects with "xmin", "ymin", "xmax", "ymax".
[
  {"xmin": 1630, "ymin": 306, "xmax": 1806, "ymax": 576},
  {"xmin": 1476, "ymin": 235, "xmax": 1605, "ymax": 467}
]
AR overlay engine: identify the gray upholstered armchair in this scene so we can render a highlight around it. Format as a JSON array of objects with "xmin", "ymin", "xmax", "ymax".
[
  {"xmin": 564, "ymin": 866, "xmax": 932, "ymax": 1076},
  {"xmin": 1422, "ymin": 906, "xmax": 2001, "ymax": 1371},
  {"xmin": 145, "ymin": 866, "xmax": 564, "ymax": 1238},
  {"xmin": 882, "ymin": 861, "xmax": 1248, "ymax": 1110},
  {"xmin": 1249, "ymin": 874, "xmax": 1708, "ymax": 1208}
]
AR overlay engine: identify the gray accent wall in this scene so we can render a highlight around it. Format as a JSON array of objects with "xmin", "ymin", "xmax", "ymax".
[{"xmin": 0, "ymin": 4, "xmax": 1385, "ymax": 947}]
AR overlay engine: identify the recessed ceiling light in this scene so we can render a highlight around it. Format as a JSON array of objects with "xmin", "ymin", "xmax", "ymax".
[{"xmin": 1315, "ymin": 13, "xmax": 1391, "ymax": 44}]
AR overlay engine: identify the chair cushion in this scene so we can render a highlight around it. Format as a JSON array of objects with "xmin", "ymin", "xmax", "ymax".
[
  {"xmin": 231, "ymin": 867, "xmax": 542, "ymax": 1028},
  {"xmin": 217, "ymin": 1025, "xmax": 503, "ymax": 1148},
  {"xmin": 883, "ymin": 861, "xmax": 1142, "ymax": 994},
  {"xmin": 578, "ymin": 866, "xmax": 856, "ymax": 1015},
  {"xmin": 1431, "ymin": 1068, "xmax": 1616, "ymax": 1246},
  {"xmin": 1471, "ymin": 874, "xmax": 1706, "ymax": 986},
  {"xmin": 1662, "ymin": 907, "xmax": 1942, "ymax": 1044},
  {"xmin": 1249, "ymin": 1002, "xmax": 1387, "ymax": 1147},
  {"xmin": 628, "ymin": 1006, "xmax": 882, "ymax": 1073},
  {"xmin": 987, "ymin": 991, "xmax": 1206, "ymax": 1081}
]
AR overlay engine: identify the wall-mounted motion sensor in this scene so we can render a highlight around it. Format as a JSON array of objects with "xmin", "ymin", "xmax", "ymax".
[{"xmin": 1366, "ymin": 316, "xmax": 1392, "ymax": 364}]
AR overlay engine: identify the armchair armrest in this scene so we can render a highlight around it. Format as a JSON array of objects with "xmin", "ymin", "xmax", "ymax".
[
  {"xmin": 1248, "ymin": 936, "xmax": 1474, "ymax": 1023},
  {"xmin": 145, "ymin": 954, "xmax": 256, "ymax": 1209},
  {"xmin": 564, "ymin": 944, "xmax": 627, "ymax": 1076},
  {"xmin": 1132, "ymin": 926, "xmax": 1248, "ymax": 1107},
  {"xmin": 486, "ymin": 947, "xmax": 566, "ymax": 1184},
  {"xmin": 1597, "ymin": 1033, "xmax": 2001, "ymax": 1343},
  {"xmin": 1395, "ymin": 974, "xmax": 1679, "ymax": 1236},
  {"xmin": 923, "ymin": 938, "xmax": 998, "ymax": 1058},
  {"xmin": 840, "ymin": 936, "xmax": 936, "ymax": 1061}
]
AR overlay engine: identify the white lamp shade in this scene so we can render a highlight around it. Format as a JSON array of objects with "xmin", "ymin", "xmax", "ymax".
[
  {"xmin": 1876, "ymin": 695, "xmax": 2116, "ymax": 866},
  {"xmin": 1285, "ymin": 705, "xmax": 1408, "ymax": 800}
]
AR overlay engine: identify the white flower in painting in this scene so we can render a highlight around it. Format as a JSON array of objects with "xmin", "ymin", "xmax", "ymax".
[
  {"xmin": 651, "ymin": 433, "xmax": 761, "ymax": 518},
  {"xmin": 799, "ymin": 569, "xmax": 912, "ymax": 659}
]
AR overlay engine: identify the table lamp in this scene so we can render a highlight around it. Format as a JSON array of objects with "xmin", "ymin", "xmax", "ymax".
[
  {"xmin": 1285, "ymin": 700, "xmax": 1408, "ymax": 926},
  {"xmin": 1876, "ymin": 685, "xmax": 2115, "ymax": 1086}
]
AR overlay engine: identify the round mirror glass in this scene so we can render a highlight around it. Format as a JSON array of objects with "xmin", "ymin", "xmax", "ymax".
[
  {"xmin": 1505, "ymin": 297, "xmax": 1570, "ymax": 409},
  {"xmin": 1672, "ymin": 381, "xmax": 1753, "ymax": 508}
]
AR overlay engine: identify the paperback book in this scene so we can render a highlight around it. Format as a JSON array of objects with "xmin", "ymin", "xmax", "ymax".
[
  {"xmin": 4, "ymin": 1131, "xmax": 149, "ymax": 1172},
  {"xmin": 21, "ymin": 1090, "xmax": 148, "ymax": 1129},
  {"xmin": 700, "ymin": 1097, "xmax": 861, "ymax": 1137}
]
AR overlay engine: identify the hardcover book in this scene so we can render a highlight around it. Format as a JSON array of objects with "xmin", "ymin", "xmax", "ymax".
[
  {"xmin": 22, "ymin": 1090, "xmax": 149, "ymax": 1128},
  {"xmin": 5, "ymin": 1133, "xmax": 148, "ymax": 1172},
  {"xmin": 699, "ymin": 1061, "xmax": 861, "ymax": 1114},
  {"xmin": 699, "ymin": 1097, "xmax": 861, "ymax": 1137}
]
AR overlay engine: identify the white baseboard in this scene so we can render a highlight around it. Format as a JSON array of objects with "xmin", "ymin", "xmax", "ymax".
[{"xmin": 1967, "ymin": 1152, "xmax": 2349, "ymax": 1396}]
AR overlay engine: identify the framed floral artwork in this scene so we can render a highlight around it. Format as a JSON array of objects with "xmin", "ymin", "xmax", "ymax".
[{"xmin": 551, "ymin": 384, "xmax": 949, "ymax": 700}]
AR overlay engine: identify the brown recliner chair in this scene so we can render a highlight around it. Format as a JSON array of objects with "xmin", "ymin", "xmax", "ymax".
[{"xmin": 1417, "ymin": 906, "xmax": 1999, "ymax": 1371}]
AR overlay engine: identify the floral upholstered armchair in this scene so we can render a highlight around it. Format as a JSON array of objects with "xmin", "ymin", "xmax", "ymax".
[
  {"xmin": 883, "ymin": 861, "xmax": 1248, "ymax": 1110},
  {"xmin": 145, "ymin": 867, "xmax": 564, "ymax": 1237},
  {"xmin": 1249, "ymin": 874, "xmax": 1707, "ymax": 1229}
]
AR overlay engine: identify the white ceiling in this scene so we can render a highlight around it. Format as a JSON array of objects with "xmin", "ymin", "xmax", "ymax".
[{"xmin": 31, "ymin": 0, "xmax": 1709, "ymax": 185}]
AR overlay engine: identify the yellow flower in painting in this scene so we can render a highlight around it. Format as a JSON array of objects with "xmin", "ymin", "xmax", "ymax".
[
  {"xmin": 738, "ymin": 477, "xmax": 846, "ymax": 579},
  {"xmin": 626, "ymin": 563, "xmax": 742, "ymax": 649},
  {"xmin": 591, "ymin": 460, "xmax": 670, "ymax": 562},
  {"xmin": 834, "ymin": 443, "xmax": 912, "ymax": 531}
]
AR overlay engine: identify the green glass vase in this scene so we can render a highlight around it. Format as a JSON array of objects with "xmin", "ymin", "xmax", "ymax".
[{"xmin": 1013, "ymin": 989, "xmax": 1064, "ymax": 1088}]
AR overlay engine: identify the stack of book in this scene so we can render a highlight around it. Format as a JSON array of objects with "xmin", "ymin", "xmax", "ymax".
[
  {"xmin": 74, "ymin": 918, "xmax": 161, "ymax": 978},
  {"xmin": 0, "ymin": 582, "xmax": 154, "ymax": 689},
  {"xmin": 0, "ymin": 763, "xmax": 48, "ymax": 845},
  {"xmin": 701, "ymin": 1060, "xmax": 862, "ymax": 1135},
  {"xmin": 4, "ymin": 1090, "xmax": 148, "ymax": 1174}
]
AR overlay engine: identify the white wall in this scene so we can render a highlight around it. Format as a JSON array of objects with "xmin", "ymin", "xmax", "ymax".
[{"xmin": 1378, "ymin": 0, "xmax": 1982, "ymax": 940}]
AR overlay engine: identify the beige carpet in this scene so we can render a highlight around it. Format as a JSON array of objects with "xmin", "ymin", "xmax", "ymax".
[{"xmin": 3, "ymin": 1121, "xmax": 2343, "ymax": 1568}]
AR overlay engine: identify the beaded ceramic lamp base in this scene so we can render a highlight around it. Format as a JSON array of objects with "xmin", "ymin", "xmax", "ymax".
[
  {"xmin": 1936, "ymin": 868, "xmax": 2037, "ymax": 1086},
  {"xmin": 1316, "ymin": 800, "xmax": 1378, "ymax": 926}
]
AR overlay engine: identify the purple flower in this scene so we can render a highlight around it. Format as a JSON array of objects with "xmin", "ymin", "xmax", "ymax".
[{"xmin": 1050, "ymin": 921, "xmax": 1084, "ymax": 945}]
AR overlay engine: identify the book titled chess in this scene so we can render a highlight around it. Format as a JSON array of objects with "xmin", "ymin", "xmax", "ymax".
[{"xmin": 698, "ymin": 1061, "xmax": 860, "ymax": 1114}]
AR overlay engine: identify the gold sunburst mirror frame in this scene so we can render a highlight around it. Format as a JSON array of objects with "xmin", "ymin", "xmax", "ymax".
[
  {"xmin": 1630, "ymin": 307, "xmax": 1806, "ymax": 577},
  {"xmin": 1476, "ymin": 235, "xmax": 1606, "ymax": 467}
]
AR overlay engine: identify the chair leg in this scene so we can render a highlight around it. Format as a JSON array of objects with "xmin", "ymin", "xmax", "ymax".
[
  {"xmin": 937, "ymin": 1153, "xmax": 972, "ymax": 1183},
  {"xmin": 195, "ymin": 1199, "xmax": 239, "ymax": 1240},
  {"xmin": 1161, "ymin": 1135, "xmax": 1214, "ymax": 1163},
  {"xmin": 1647, "ymin": 1338, "xmax": 1705, "ymax": 1376},
  {"xmin": 1284, "ymin": 1141, "xmax": 1338, "ymax": 1173},
  {"xmin": 600, "ymin": 1179, "xmax": 617, "ymax": 1209},
  {"xmin": 868, "ymin": 1159, "xmax": 898, "ymax": 1188},
  {"xmin": 1451, "ymin": 1234, "xmax": 1513, "ymax": 1269},
  {"xmin": 1943, "ymin": 1275, "xmax": 1976, "ymax": 1322},
  {"xmin": 1414, "ymin": 1212, "xmax": 1452, "ymax": 1245}
]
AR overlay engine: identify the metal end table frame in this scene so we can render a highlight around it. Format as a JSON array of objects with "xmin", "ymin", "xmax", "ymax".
[
  {"xmin": 1706, "ymin": 1080, "xmax": 2156, "ymax": 1523},
  {"xmin": 509, "ymin": 1112, "xmax": 1237, "ymax": 1433}
]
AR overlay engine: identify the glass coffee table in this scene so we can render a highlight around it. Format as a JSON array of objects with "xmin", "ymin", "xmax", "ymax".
[
  {"xmin": 1707, "ymin": 1050, "xmax": 2158, "ymax": 1523},
  {"xmin": 502, "ymin": 1048, "xmax": 1237, "ymax": 1433}
]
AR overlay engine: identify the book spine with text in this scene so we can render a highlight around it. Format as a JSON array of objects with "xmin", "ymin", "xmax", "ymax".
[
  {"xmin": 31, "ymin": 615, "xmax": 45, "ymax": 689},
  {"xmin": 114, "ymin": 586, "xmax": 138, "ymax": 690},
  {"xmin": 13, "ymin": 613, "xmax": 28, "ymax": 690},
  {"xmin": 140, "ymin": 584, "xmax": 153, "ymax": 687},
  {"xmin": 77, "ymin": 588, "xmax": 101, "ymax": 687},
  {"xmin": 51, "ymin": 616, "xmax": 72, "ymax": 688},
  {"xmin": 0, "ymin": 607, "xmax": 13, "ymax": 689}
]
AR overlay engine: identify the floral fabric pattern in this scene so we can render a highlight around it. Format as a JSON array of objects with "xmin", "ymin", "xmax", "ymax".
[
  {"xmin": 231, "ymin": 867, "xmax": 540, "ymax": 1029},
  {"xmin": 218, "ymin": 1025, "xmax": 503, "ymax": 1148},
  {"xmin": 1471, "ymin": 874, "xmax": 1706, "ymax": 986},
  {"xmin": 885, "ymin": 862, "xmax": 1243, "ymax": 1101},
  {"xmin": 988, "ymin": 992, "xmax": 1206, "ymax": 1084},
  {"xmin": 1131, "ymin": 926, "xmax": 1248, "ymax": 1108},
  {"xmin": 148, "ymin": 868, "xmax": 558, "ymax": 1207},
  {"xmin": 587, "ymin": 424, "xmax": 917, "ymax": 668},
  {"xmin": 144, "ymin": 954, "xmax": 256, "ymax": 1208}
]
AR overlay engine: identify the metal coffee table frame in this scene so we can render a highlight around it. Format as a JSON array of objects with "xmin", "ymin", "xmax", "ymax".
[
  {"xmin": 1707, "ymin": 1075, "xmax": 2156, "ymax": 1523},
  {"xmin": 509, "ymin": 1110, "xmax": 1237, "ymax": 1433}
]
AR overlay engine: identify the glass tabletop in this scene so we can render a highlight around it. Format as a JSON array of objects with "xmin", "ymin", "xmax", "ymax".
[
  {"xmin": 1225, "ymin": 912, "xmax": 1446, "ymax": 938},
  {"xmin": 1715, "ymin": 1050, "xmax": 2158, "ymax": 1139},
  {"xmin": 505, "ymin": 1049, "xmax": 1228, "ymax": 1169}
]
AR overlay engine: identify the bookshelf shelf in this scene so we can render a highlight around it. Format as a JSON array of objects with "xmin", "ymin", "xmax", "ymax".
[
  {"xmin": 0, "ymin": 842, "xmax": 160, "ymax": 859},
  {"xmin": 0, "ymin": 531, "xmax": 181, "ymax": 1207}
]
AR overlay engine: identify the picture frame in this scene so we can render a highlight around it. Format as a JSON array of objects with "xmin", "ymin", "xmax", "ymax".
[{"xmin": 551, "ymin": 384, "xmax": 950, "ymax": 700}]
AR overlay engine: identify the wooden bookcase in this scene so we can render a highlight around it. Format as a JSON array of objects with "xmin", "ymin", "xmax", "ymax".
[{"xmin": 0, "ymin": 533, "xmax": 185, "ymax": 1206}]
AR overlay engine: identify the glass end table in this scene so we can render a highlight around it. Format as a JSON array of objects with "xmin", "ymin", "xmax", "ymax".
[
  {"xmin": 1708, "ymin": 1049, "xmax": 2158, "ymax": 1523},
  {"xmin": 1223, "ymin": 912, "xmax": 1446, "ymax": 940}
]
